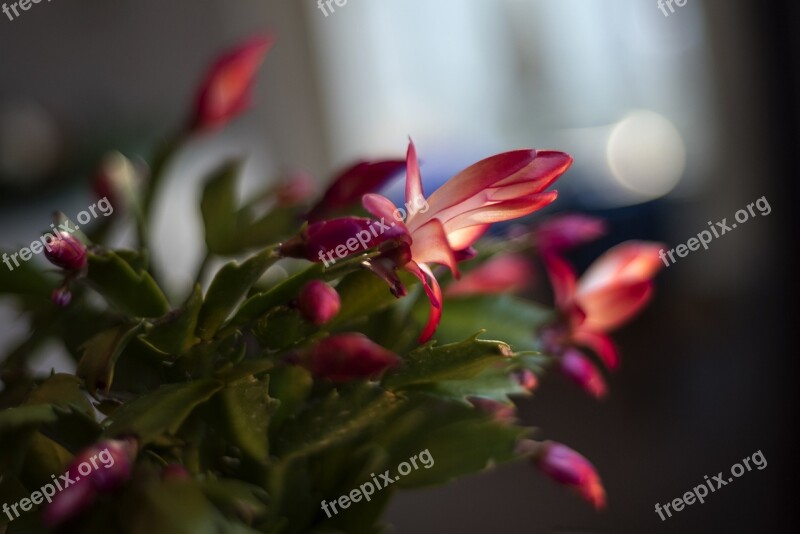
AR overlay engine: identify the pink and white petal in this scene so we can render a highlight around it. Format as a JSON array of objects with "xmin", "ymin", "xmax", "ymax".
[
  {"xmin": 446, "ymin": 224, "xmax": 490, "ymax": 251},
  {"xmin": 424, "ymin": 150, "xmax": 537, "ymax": 217},
  {"xmin": 442, "ymin": 191, "xmax": 558, "ymax": 234},
  {"xmin": 404, "ymin": 139, "xmax": 425, "ymax": 217},
  {"xmin": 542, "ymin": 254, "xmax": 578, "ymax": 312},
  {"xmin": 446, "ymin": 254, "xmax": 534, "ymax": 297},
  {"xmin": 578, "ymin": 281, "xmax": 654, "ymax": 332},
  {"xmin": 404, "ymin": 261, "xmax": 443, "ymax": 343},
  {"xmin": 409, "ymin": 219, "xmax": 459, "ymax": 275},
  {"xmin": 572, "ymin": 329, "xmax": 620, "ymax": 371},
  {"xmin": 578, "ymin": 241, "xmax": 666, "ymax": 295},
  {"xmin": 493, "ymin": 151, "xmax": 573, "ymax": 190},
  {"xmin": 361, "ymin": 193, "xmax": 409, "ymax": 233}
]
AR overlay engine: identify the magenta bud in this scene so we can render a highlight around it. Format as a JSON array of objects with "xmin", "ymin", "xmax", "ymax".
[
  {"xmin": 514, "ymin": 369, "xmax": 539, "ymax": 392},
  {"xmin": 44, "ymin": 233, "xmax": 87, "ymax": 271},
  {"xmin": 560, "ymin": 348, "xmax": 608, "ymax": 399},
  {"xmin": 67, "ymin": 438, "xmax": 137, "ymax": 492},
  {"xmin": 311, "ymin": 333, "xmax": 400, "ymax": 382},
  {"xmin": 535, "ymin": 441, "xmax": 606, "ymax": 510},
  {"xmin": 52, "ymin": 287, "xmax": 72, "ymax": 307},
  {"xmin": 41, "ymin": 474, "xmax": 97, "ymax": 529},
  {"xmin": 297, "ymin": 280, "xmax": 341, "ymax": 326},
  {"xmin": 467, "ymin": 397, "xmax": 517, "ymax": 423},
  {"xmin": 279, "ymin": 217, "xmax": 408, "ymax": 263}
]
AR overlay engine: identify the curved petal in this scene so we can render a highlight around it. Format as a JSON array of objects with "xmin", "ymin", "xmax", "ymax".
[
  {"xmin": 404, "ymin": 139, "xmax": 425, "ymax": 218},
  {"xmin": 542, "ymin": 254, "xmax": 578, "ymax": 312},
  {"xmin": 578, "ymin": 241, "xmax": 665, "ymax": 295},
  {"xmin": 409, "ymin": 219, "xmax": 458, "ymax": 275},
  {"xmin": 560, "ymin": 348, "xmax": 608, "ymax": 399},
  {"xmin": 404, "ymin": 261, "xmax": 442, "ymax": 343},
  {"xmin": 444, "ymin": 224, "xmax": 490, "ymax": 251},
  {"xmin": 442, "ymin": 191, "xmax": 558, "ymax": 235},
  {"xmin": 534, "ymin": 213, "xmax": 607, "ymax": 253},
  {"xmin": 572, "ymin": 329, "xmax": 620, "ymax": 371},
  {"xmin": 578, "ymin": 281, "xmax": 654, "ymax": 332}
]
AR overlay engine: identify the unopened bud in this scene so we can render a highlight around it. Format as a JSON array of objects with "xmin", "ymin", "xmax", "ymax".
[
  {"xmin": 44, "ymin": 233, "xmax": 87, "ymax": 271},
  {"xmin": 535, "ymin": 440, "xmax": 606, "ymax": 510},
  {"xmin": 311, "ymin": 333, "xmax": 400, "ymax": 382},
  {"xmin": 297, "ymin": 280, "xmax": 340, "ymax": 326},
  {"xmin": 560, "ymin": 348, "xmax": 608, "ymax": 399}
]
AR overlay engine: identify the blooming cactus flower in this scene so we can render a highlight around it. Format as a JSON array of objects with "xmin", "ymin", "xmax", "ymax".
[
  {"xmin": 191, "ymin": 35, "xmax": 274, "ymax": 131},
  {"xmin": 362, "ymin": 140, "xmax": 572, "ymax": 342},
  {"xmin": 44, "ymin": 233, "xmax": 87, "ymax": 271},
  {"xmin": 311, "ymin": 333, "xmax": 400, "ymax": 382},
  {"xmin": 534, "ymin": 213, "xmax": 607, "ymax": 254},
  {"xmin": 43, "ymin": 437, "xmax": 138, "ymax": 528},
  {"xmin": 534, "ymin": 441, "xmax": 606, "ymax": 510},
  {"xmin": 297, "ymin": 280, "xmax": 341, "ymax": 326},
  {"xmin": 541, "ymin": 241, "xmax": 664, "ymax": 396},
  {"xmin": 445, "ymin": 253, "xmax": 534, "ymax": 297}
]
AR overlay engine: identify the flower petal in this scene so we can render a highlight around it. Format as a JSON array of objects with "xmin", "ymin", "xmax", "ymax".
[
  {"xmin": 542, "ymin": 254, "xmax": 578, "ymax": 312},
  {"xmin": 578, "ymin": 241, "xmax": 665, "ymax": 296},
  {"xmin": 409, "ymin": 219, "xmax": 458, "ymax": 275},
  {"xmin": 578, "ymin": 280, "xmax": 654, "ymax": 332},
  {"xmin": 442, "ymin": 191, "xmax": 558, "ymax": 235},
  {"xmin": 446, "ymin": 254, "xmax": 534, "ymax": 297},
  {"xmin": 572, "ymin": 329, "xmax": 620, "ymax": 370},
  {"xmin": 404, "ymin": 261, "xmax": 442, "ymax": 343},
  {"xmin": 534, "ymin": 213, "xmax": 607, "ymax": 253},
  {"xmin": 445, "ymin": 224, "xmax": 490, "ymax": 252},
  {"xmin": 404, "ymin": 139, "xmax": 425, "ymax": 218}
]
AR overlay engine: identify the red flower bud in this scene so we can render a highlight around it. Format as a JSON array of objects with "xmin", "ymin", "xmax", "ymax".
[
  {"xmin": 297, "ymin": 280, "xmax": 341, "ymax": 326},
  {"xmin": 307, "ymin": 160, "xmax": 406, "ymax": 222},
  {"xmin": 41, "ymin": 474, "xmax": 96, "ymax": 529},
  {"xmin": 560, "ymin": 348, "xmax": 608, "ymax": 399},
  {"xmin": 191, "ymin": 35, "xmax": 275, "ymax": 131},
  {"xmin": 514, "ymin": 369, "xmax": 539, "ymax": 392},
  {"xmin": 535, "ymin": 441, "xmax": 606, "ymax": 510},
  {"xmin": 311, "ymin": 333, "xmax": 400, "ymax": 382},
  {"xmin": 44, "ymin": 233, "xmax": 87, "ymax": 271}
]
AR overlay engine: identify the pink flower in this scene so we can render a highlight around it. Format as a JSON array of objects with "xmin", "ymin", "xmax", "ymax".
[
  {"xmin": 44, "ymin": 233, "xmax": 87, "ymax": 271},
  {"xmin": 191, "ymin": 35, "xmax": 275, "ymax": 131},
  {"xmin": 311, "ymin": 333, "xmax": 400, "ymax": 382},
  {"xmin": 542, "ymin": 241, "xmax": 665, "ymax": 374},
  {"xmin": 307, "ymin": 160, "xmax": 406, "ymax": 222},
  {"xmin": 445, "ymin": 253, "xmax": 534, "ymax": 297},
  {"xmin": 535, "ymin": 441, "xmax": 606, "ymax": 510},
  {"xmin": 297, "ymin": 280, "xmax": 341, "ymax": 326},
  {"xmin": 534, "ymin": 213, "xmax": 606, "ymax": 253},
  {"xmin": 362, "ymin": 140, "xmax": 572, "ymax": 342}
]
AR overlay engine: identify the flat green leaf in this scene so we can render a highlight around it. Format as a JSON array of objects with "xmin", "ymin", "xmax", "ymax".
[
  {"xmin": 197, "ymin": 247, "xmax": 279, "ymax": 340},
  {"xmin": 413, "ymin": 364, "xmax": 530, "ymax": 403},
  {"xmin": 267, "ymin": 366, "xmax": 313, "ymax": 432},
  {"xmin": 198, "ymin": 478, "xmax": 269, "ymax": 526},
  {"xmin": 86, "ymin": 250, "xmax": 171, "ymax": 317},
  {"xmin": 382, "ymin": 335, "xmax": 513, "ymax": 391},
  {"xmin": 0, "ymin": 258, "xmax": 55, "ymax": 299},
  {"xmin": 77, "ymin": 322, "xmax": 145, "ymax": 396},
  {"xmin": 103, "ymin": 379, "xmax": 223, "ymax": 446},
  {"xmin": 275, "ymin": 384, "xmax": 400, "ymax": 460},
  {"xmin": 140, "ymin": 284, "xmax": 203, "ymax": 355},
  {"xmin": 217, "ymin": 376, "xmax": 276, "ymax": 464},
  {"xmin": 420, "ymin": 295, "xmax": 555, "ymax": 351},
  {"xmin": 201, "ymin": 161, "xmax": 240, "ymax": 255}
]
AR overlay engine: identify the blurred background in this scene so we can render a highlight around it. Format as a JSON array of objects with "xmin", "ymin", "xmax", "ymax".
[{"xmin": 0, "ymin": 0, "xmax": 796, "ymax": 532}]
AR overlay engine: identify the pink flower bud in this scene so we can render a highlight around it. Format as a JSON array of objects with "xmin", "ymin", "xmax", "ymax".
[
  {"xmin": 297, "ymin": 280, "xmax": 341, "ymax": 326},
  {"xmin": 534, "ymin": 214, "xmax": 607, "ymax": 253},
  {"xmin": 278, "ymin": 217, "xmax": 409, "ymax": 263},
  {"xmin": 560, "ymin": 348, "xmax": 607, "ymax": 399},
  {"xmin": 467, "ymin": 397, "xmax": 517, "ymax": 423},
  {"xmin": 536, "ymin": 441, "xmax": 606, "ymax": 510},
  {"xmin": 311, "ymin": 333, "xmax": 400, "ymax": 382},
  {"xmin": 191, "ymin": 35, "xmax": 275, "ymax": 131},
  {"xmin": 276, "ymin": 170, "xmax": 317, "ymax": 206},
  {"xmin": 52, "ymin": 286, "xmax": 72, "ymax": 307},
  {"xmin": 44, "ymin": 233, "xmax": 87, "ymax": 271},
  {"xmin": 307, "ymin": 160, "xmax": 406, "ymax": 222},
  {"xmin": 43, "ymin": 438, "xmax": 137, "ymax": 528}
]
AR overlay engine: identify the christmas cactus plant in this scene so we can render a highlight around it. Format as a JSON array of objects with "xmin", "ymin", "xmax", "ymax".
[{"xmin": 0, "ymin": 35, "xmax": 663, "ymax": 533}]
